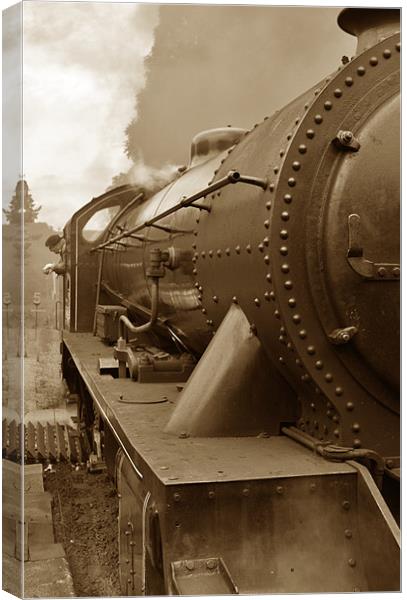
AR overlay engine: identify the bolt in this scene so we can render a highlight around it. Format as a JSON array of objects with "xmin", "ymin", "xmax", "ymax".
[
  {"xmin": 342, "ymin": 500, "xmax": 350, "ymax": 511},
  {"xmin": 186, "ymin": 561, "xmax": 195, "ymax": 571},
  {"xmin": 208, "ymin": 490, "xmax": 215, "ymax": 499},
  {"xmin": 276, "ymin": 485, "xmax": 284, "ymax": 495},
  {"xmin": 206, "ymin": 559, "xmax": 217, "ymax": 570}
]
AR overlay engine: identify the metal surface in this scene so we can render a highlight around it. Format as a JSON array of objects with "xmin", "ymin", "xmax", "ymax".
[{"xmin": 166, "ymin": 304, "xmax": 297, "ymax": 437}]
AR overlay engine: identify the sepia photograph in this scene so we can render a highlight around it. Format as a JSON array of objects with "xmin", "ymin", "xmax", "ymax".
[{"xmin": 2, "ymin": 1, "xmax": 400, "ymax": 597}]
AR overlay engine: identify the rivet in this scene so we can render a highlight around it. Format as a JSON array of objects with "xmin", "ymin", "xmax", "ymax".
[
  {"xmin": 276, "ymin": 485, "xmax": 284, "ymax": 494},
  {"xmin": 266, "ymin": 273, "xmax": 272, "ymax": 283},
  {"xmin": 352, "ymin": 423, "xmax": 360, "ymax": 433},
  {"xmin": 345, "ymin": 76, "xmax": 353, "ymax": 86},
  {"xmin": 273, "ymin": 166, "xmax": 279, "ymax": 174},
  {"xmin": 334, "ymin": 428, "xmax": 340, "ymax": 437},
  {"xmin": 287, "ymin": 342, "xmax": 293, "ymax": 351},
  {"xmin": 217, "ymin": 249, "xmax": 222, "ymax": 257},
  {"xmin": 266, "ymin": 201, "xmax": 272, "ymax": 210},
  {"xmin": 258, "ymin": 243, "xmax": 264, "ymax": 252},
  {"xmin": 392, "ymin": 267, "xmax": 400, "ymax": 277},
  {"xmin": 194, "ymin": 282, "xmax": 200, "ymax": 288},
  {"xmin": 264, "ymin": 292, "xmax": 271, "ymax": 301},
  {"xmin": 306, "ymin": 129, "xmax": 315, "ymax": 139},
  {"xmin": 242, "ymin": 488, "xmax": 250, "ymax": 497},
  {"xmin": 198, "ymin": 286, "xmax": 203, "ymax": 292},
  {"xmin": 348, "ymin": 559, "xmax": 356, "ymax": 568},
  {"xmin": 280, "ymin": 229, "xmax": 289, "ymax": 239},
  {"xmin": 192, "ymin": 268, "xmax": 197, "ymax": 274},
  {"xmin": 335, "ymin": 387, "xmax": 343, "ymax": 396},
  {"xmin": 301, "ymin": 374, "xmax": 310, "ymax": 382},
  {"xmin": 326, "ymin": 410, "xmax": 332, "ymax": 418},
  {"xmin": 383, "ymin": 48, "xmax": 391, "ymax": 58},
  {"xmin": 378, "ymin": 266, "xmax": 386, "ymax": 277},
  {"xmin": 173, "ymin": 492, "xmax": 181, "ymax": 502},
  {"xmin": 269, "ymin": 183, "xmax": 275, "ymax": 192},
  {"xmin": 333, "ymin": 88, "xmax": 342, "ymax": 98},
  {"xmin": 201, "ymin": 251, "xmax": 206, "ymax": 258},
  {"xmin": 254, "ymin": 298, "xmax": 261, "ymax": 307},
  {"xmin": 225, "ymin": 248, "xmax": 230, "ymax": 256},
  {"xmin": 314, "ymin": 114, "xmax": 323, "ymax": 124},
  {"xmin": 295, "ymin": 117, "xmax": 300, "ymax": 125},
  {"xmin": 280, "ymin": 246, "xmax": 288, "ymax": 255},
  {"xmin": 342, "ymin": 500, "xmax": 350, "ymax": 510},
  {"xmin": 279, "ymin": 149, "xmax": 285, "ymax": 157},
  {"xmin": 287, "ymin": 133, "xmax": 292, "ymax": 140},
  {"xmin": 396, "ymin": 42, "xmax": 400, "ymax": 52},
  {"xmin": 298, "ymin": 144, "xmax": 307, "ymax": 154},
  {"xmin": 314, "ymin": 88, "xmax": 321, "ymax": 95},
  {"xmin": 281, "ymin": 264, "xmax": 290, "ymax": 273},
  {"xmin": 281, "ymin": 211, "xmax": 290, "ymax": 221},
  {"xmin": 197, "ymin": 295, "xmax": 202, "ymax": 302},
  {"xmin": 192, "ymin": 256, "xmax": 197, "ymax": 263},
  {"xmin": 288, "ymin": 298, "xmax": 296, "ymax": 307},
  {"xmin": 304, "ymin": 103, "xmax": 309, "ymax": 109},
  {"xmin": 235, "ymin": 245, "xmax": 241, "ymax": 254},
  {"xmin": 324, "ymin": 101, "xmax": 332, "ymax": 111},
  {"xmin": 232, "ymin": 296, "xmax": 238, "ymax": 304},
  {"xmin": 284, "ymin": 193, "xmax": 292, "ymax": 204},
  {"xmin": 206, "ymin": 319, "xmax": 213, "ymax": 326},
  {"xmin": 192, "ymin": 243, "xmax": 197, "ymax": 249},
  {"xmin": 284, "ymin": 280, "xmax": 293, "ymax": 290},
  {"xmin": 353, "ymin": 439, "xmax": 361, "ymax": 449},
  {"xmin": 346, "ymin": 401, "xmax": 354, "ymax": 411},
  {"xmin": 325, "ymin": 373, "xmax": 333, "ymax": 382},
  {"xmin": 270, "ymin": 291, "xmax": 276, "ymax": 301},
  {"xmin": 246, "ymin": 244, "xmax": 252, "ymax": 253},
  {"xmin": 250, "ymin": 324, "xmax": 257, "ymax": 336},
  {"xmin": 208, "ymin": 250, "xmax": 213, "ymax": 257},
  {"xmin": 264, "ymin": 255, "xmax": 270, "ymax": 265},
  {"xmin": 212, "ymin": 295, "xmax": 218, "ymax": 303},
  {"xmin": 186, "ymin": 561, "xmax": 195, "ymax": 571},
  {"xmin": 357, "ymin": 66, "xmax": 365, "ymax": 76},
  {"xmin": 264, "ymin": 219, "xmax": 270, "ymax": 228},
  {"xmin": 280, "ymin": 326, "xmax": 286, "ymax": 334},
  {"xmin": 307, "ymin": 346, "xmax": 316, "ymax": 355},
  {"xmin": 201, "ymin": 308, "xmax": 207, "ymax": 314},
  {"xmin": 344, "ymin": 529, "xmax": 352, "ymax": 539},
  {"xmin": 315, "ymin": 360, "xmax": 323, "ymax": 370},
  {"xmin": 292, "ymin": 161, "xmax": 301, "ymax": 171},
  {"xmin": 295, "ymin": 358, "xmax": 302, "ymax": 366},
  {"xmin": 263, "ymin": 237, "xmax": 269, "ymax": 246},
  {"xmin": 369, "ymin": 56, "xmax": 378, "ymax": 66},
  {"xmin": 299, "ymin": 329, "xmax": 307, "ymax": 339},
  {"xmin": 287, "ymin": 178, "xmax": 296, "ymax": 187},
  {"xmin": 279, "ymin": 335, "xmax": 285, "ymax": 344},
  {"xmin": 332, "ymin": 414, "xmax": 339, "ymax": 423},
  {"xmin": 279, "ymin": 356, "xmax": 285, "ymax": 365},
  {"xmin": 292, "ymin": 314, "xmax": 301, "ymax": 324},
  {"xmin": 274, "ymin": 309, "xmax": 280, "ymax": 319}
]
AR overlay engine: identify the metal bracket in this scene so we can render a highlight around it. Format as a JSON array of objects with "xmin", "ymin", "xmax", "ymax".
[{"xmin": 347, "ymin": 214, "xmax": 400, "ymax": 280}]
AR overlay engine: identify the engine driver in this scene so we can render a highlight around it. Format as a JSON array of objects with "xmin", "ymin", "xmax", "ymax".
[{"xmin": 43, "ymin": 234, "xmax": 66, "ymax": 275}]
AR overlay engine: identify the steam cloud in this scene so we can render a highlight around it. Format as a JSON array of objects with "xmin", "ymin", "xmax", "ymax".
[
  {"xmin": 126, "ymin": 5, "xmax": 356, "ymax": 168},
  {"xmin": 22, "ymin": 1, "xmax": 159, "ymax": 228}
]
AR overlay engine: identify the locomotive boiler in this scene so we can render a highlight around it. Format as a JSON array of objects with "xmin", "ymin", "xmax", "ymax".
[{"xmin": 61, "ymin": 8, "xmax": 400, "ymax": 595}]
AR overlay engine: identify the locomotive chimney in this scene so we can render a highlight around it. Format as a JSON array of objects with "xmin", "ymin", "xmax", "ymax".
[{"xmin": 338, "ymin": 8, "xmax": 400, "ymax": 55}]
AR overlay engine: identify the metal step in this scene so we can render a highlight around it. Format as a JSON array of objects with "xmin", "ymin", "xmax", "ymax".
[{"xmin": 2, "ymin": 419, "xmax": 83, "ymax": 464}]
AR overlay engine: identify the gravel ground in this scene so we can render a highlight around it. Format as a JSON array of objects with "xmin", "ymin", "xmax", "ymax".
[{"xmin": 44, "ymin": 463, "xmax": 121, "ymax": 597}]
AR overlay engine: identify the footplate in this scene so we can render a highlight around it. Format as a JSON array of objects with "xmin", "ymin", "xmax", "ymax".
[{"xmin": 2, "ymin": 419, "xmax": 83, "ymax": 464}]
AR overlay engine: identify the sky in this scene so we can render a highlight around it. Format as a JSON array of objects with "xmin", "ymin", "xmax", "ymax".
[{"xmin": 2, "ymin": 1, "xmax": 357, "ymax": 229}]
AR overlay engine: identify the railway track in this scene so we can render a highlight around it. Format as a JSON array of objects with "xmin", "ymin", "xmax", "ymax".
[{"xmin": 2, "ymin": 418, "xmax": 83, "ymax": 464}]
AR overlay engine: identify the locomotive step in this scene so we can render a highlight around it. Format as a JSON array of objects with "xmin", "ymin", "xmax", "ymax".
[{"xmin": 2, "ymin": 418, "xmax": 83, "ymax": 464}]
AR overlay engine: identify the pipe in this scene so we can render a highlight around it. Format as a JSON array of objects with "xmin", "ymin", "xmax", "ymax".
[
  {"xmin": 282, "ymin": 426, "xmax": 385, "ymax": 490},
  {"xmin": 118, "ymin": 277, "xmax": 160, "ymax": 340}
]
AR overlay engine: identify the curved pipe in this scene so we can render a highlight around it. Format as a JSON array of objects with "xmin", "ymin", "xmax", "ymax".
[
  {"xmin": 282, "ymin": 426, "xmax": 385, "ymax": 490},
  {"xmin": 119, "ymin": 277, "xmax": 160, "ymax": 339}
]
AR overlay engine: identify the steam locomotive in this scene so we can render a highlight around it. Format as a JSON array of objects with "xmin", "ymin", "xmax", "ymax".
[{"xmin": 61, "ymin": 8, "xmax": 400, "ymax": 594}]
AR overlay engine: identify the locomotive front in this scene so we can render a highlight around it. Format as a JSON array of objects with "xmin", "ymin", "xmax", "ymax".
[{"xmin": 61, "ymin": 8, "xmax": 400, "ymax": 595}]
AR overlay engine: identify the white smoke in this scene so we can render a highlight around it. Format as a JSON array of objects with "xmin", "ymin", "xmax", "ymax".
[{"xmin": 22, "ymin": 1, "xmax": 160, "ymax": 228}]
